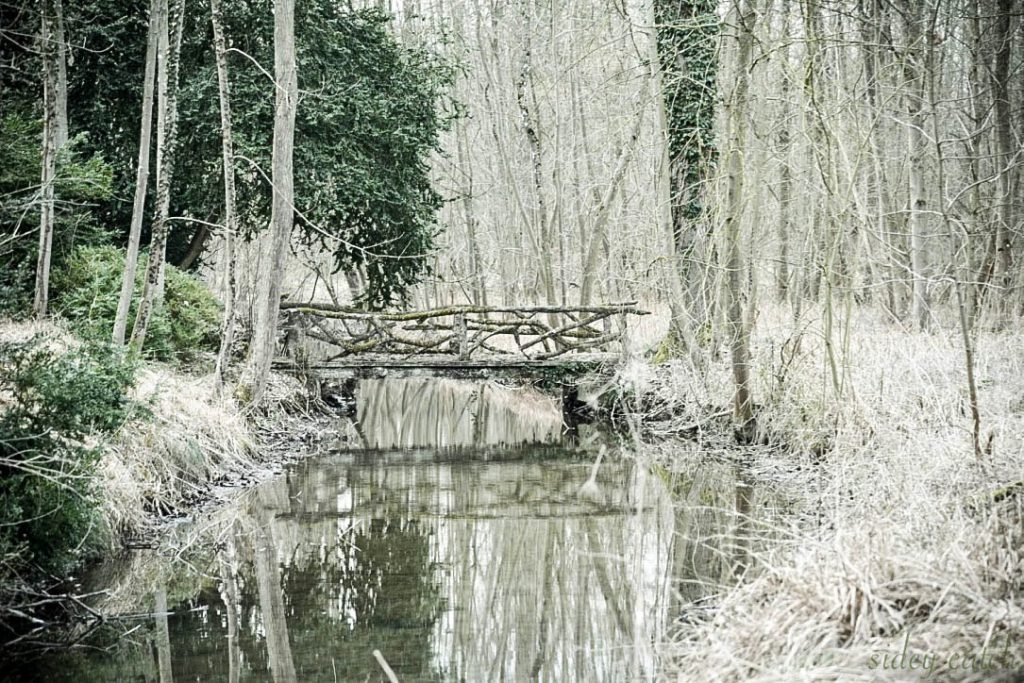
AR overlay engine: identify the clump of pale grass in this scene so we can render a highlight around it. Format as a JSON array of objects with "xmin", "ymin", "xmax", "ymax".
[
  {"xmin": 665, "ymin": 501, "xmax": 1024, "ymax": 682},
  {"xmin": 0, "ymin": 317, "xmax": 78, "ymax": 352},
  {"xmin": 653, "ymin": 304, "xmax": 1024, "ymax": 681},
  {"xmin": 98, "ymin": 365, "xmax": 254, "ymax": 535}
]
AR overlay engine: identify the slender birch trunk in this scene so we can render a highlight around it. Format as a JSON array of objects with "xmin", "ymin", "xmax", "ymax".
[
  {"xmin": 53, "ymin": 0, "xmax": 67, "ymax": 150},
  {"xmin": 722, "ymin": 0, "xmax": 758, "ymax": 439},
  {"xmin": 860, "ymin": 0, "xmax": 898, "ymax": 317},
  {"xmin": 33, "ymin": 0, "xmax": 59, "ymax": 319},
  {"xmin": 514, "ymin": 13, "xmax": 557, "ymax": 310},
  {"xmin": 211, "ymin": 0, "xmax": 239, "ymax": 386},
  {"xmin": 775, "ymin": 0, "xmax": 792, "ymax": 300},
  {"xmin": 903, "ymin": 2, "xmax": 931, "ymax": 330},
  {"xmin": 113, "ymin": 0, "xmax": 161, "ymax": 345},
  {"xmin": 990, "ymin": 0, "xmax": 1015, "ymax": 322},
  {"xmin": 129, "ymin": 0, "xmax": 184, "ymax": 351}
]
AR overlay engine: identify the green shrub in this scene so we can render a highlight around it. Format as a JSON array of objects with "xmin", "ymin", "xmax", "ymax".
[
  {"xmin": 53, "ymin": 245, "xmax": 221, "ymax": 363},
  {"xmin": 0, "ymin": 337, "xmax": 138, "ymax": 579},
  {"xmin": 1, "ymin": 115, "xmax": 116, "ymax": 315}
]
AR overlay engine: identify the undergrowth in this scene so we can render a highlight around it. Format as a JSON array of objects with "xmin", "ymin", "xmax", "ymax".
[
  {"xmin": 0, "ymin": 335, "xmax": 137, "ymax": 586},
  {"xmin": 53, "ymin": 245, "xmax": 221, "ymax": 365},
  {"xmin": 622, "ymin": 304, "xmax": 1024, "ymax": 681}
]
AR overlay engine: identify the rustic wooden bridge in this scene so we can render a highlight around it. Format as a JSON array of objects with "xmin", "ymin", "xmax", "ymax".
[
  {"xmin": 273, "ymin": 300, "xmax": 648, "ymax": 376},
  {"xmin": 272, "ymin": 301, "xmax": 649, "ymax": 421}
]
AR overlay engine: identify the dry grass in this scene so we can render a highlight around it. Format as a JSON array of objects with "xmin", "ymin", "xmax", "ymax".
[
  {"xmin": 644, "ymin": 304, "xmax": 1024, "ymax": 681},
  {"xmin": 97, "ymin": 364, "xmax": 255, "ymax": 535}
]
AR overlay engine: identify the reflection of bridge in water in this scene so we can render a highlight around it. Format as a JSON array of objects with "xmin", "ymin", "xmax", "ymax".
[
  {"xmin": 259, "ymin": 452, "xmax": 676, "ymax": 682},
  {"xmin": 239, "ymin": 447, "xmax": 756, "ymax": 682}
]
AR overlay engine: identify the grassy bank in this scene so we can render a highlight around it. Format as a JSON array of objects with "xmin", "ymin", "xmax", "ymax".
[
  {"xmin": 627, "ymin": 306, "xmax": 1024, "ymax": 681},
  {"xmin": 0, "ymin": 320, "xmax": 311, "ymax": 636},
  {"xmin": 96, "ymin": 364, "xmax": 254, "ymax": 535}
]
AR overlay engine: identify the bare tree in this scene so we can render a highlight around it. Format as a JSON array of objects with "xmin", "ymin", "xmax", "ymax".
[
  {"xmin": 128, "ymin": 0, "xmax": 185, "ymax": 351},
  {"xmin": 210, "ymin": 0, "xmax": 239, "ymax": 387},
  {"xmin": 989, "ymin": 0, "xmax": 1016, "ymax": 321},
  {"xmin": 774, "ymin": 0, "xmax": 793, "ymax": 300},
  {"xmin": 53, "ymin": 0, "xmax": 67, "ymax": 149},
  {"xmin": 901, "ymin": 1, "xmax": 932, "ymax": 329},
  {"xmin": 722, "ymin": 0, "xmax": 758, "ymax": 439},
  {"xmin": 514, "ymin": 3, "xmax": 557, "ymax": 309},
  {"xmin": 859, "ymin": 0, "xmax": 898, "ymax": 316},
  {"xmin": 32, "ymin": 0, "xmax": 61, "ymax": 319}
]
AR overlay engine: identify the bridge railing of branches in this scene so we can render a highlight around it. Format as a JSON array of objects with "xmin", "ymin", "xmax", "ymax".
[{"xmin": 278, "ymin": 302, "xmax": 650, "ymax": 361}]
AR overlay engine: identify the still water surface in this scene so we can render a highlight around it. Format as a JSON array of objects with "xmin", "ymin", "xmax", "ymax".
[{"xmin": 18, "ymin": 379, "xmax": 756, "ymax": 682}]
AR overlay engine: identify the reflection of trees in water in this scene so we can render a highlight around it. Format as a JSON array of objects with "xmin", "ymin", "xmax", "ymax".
[
  {"xmin": 357, "ymin": 378, "xmax": 563, "ymax": 449},
  {"xmin": 668, "ymin": 464, "xmax": 762, "ymax": 630},
  {"xmin": 154, "ymin": 588, "xmax": 173, "ymax": 682},
  {"xmin": 220, "ymin": 479, "xmax": 445, "ymax": 682},
  {"xmin": 252, "ymin": 523, "xmax": 297, "ymax": 683},
  {"xmin": 215, "ymin": 456, "xmax": 677, "ymax": 682},
  {"xmin": 25, "ymin": 453, "xmax": 767, "ymax": 683},
  {"xmin": 268, "ymin": 517, "xmax": 443, "ymax": 681},
  {"xmin": 428, "ymin": 459, "xmax": 674, "ymax": 682}
]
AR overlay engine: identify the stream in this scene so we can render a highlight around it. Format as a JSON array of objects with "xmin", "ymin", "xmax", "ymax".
[{"xmin": 11, "ymin": 378, "xmax": 763, "ymax": 682}]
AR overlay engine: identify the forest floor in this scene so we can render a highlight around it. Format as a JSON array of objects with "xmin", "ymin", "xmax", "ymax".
[{"xmin": 629, "ymin": 305, "xmax": 1024, "ymax": 682}]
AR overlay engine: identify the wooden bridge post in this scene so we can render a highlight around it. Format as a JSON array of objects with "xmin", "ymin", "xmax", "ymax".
[
  {"xmin": 561, "ymin": 382, "xmax": 586, "ymax": 437},
  {"xmin": 617, "ymin": 311, "xmax": 631, "ymax": 361},
  {"xmin": 454, "ymin": 313, "xmax": 469, "ymax": 359}
]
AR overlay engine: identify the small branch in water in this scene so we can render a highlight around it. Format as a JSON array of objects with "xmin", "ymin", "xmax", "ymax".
[{"xmin": 373, "ymin": 649, "xmax": 400, "ymax": 683}]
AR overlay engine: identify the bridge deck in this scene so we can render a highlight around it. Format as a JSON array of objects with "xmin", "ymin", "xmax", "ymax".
[{"xmin": 273, "ymin": 352, "xmax": 620, "ymax": 380}]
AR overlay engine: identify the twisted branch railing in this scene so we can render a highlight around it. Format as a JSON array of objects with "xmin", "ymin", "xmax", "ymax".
[{"xmin": 279, "ymin": 302, "xmax": 649, "ymax": 361}]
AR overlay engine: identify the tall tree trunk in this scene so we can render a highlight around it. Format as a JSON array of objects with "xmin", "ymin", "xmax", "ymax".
[
  {"xmin": 903, "ymin": 2, "xmax": 931, "ymax": 330},
  {"xmin": 514, "ymin": 7, "xmax": 557, "ymax": 311},
  {"xmin": 964, "ymin": 0, "xmax": 988, "ymax": 327},
  {"xmin": 244, "ymin": 0, "xmax": 297, "ymax": 404},
  {"xmin": 53, "ymin": 0, "xmax": 67, "ymax": 149},
  {"xmin": 775, "ymin": 0, "xmax": 793, "ymax": 301},
  {"xmin": 211, "ymin": 0, "xmax": 239, "ymax": 387},
  {"xmin": 112, "ymin": 0, "xmax": 161, "ymax": 345},
  {"xmin": 990, "ymin": 0, "xmax": 1015, "ymax": 322},
  {"xmin": 646, "ymin": 2, "xmax": 696, "ymax": 357},
  {"xmin": 33, "ymin": 0, "xmax": 60, "ymax": 319},
  {"xmin": 129, "ymin": 0, "xmax": 185, "ymax": 352},
  {"xmin": 722, "ymin": 0, "xmax": 758, "ymax": 440},
  {"xmin": 860, "ymin": 0, "xmax": 898, "ymax": 317},
  {"xmin": 653, "ymin": 0, "xmax": 718, "ymax": 352},
  {"xmin": 155, "ymin": 2, "xmax": 169, "ymax": 184}
]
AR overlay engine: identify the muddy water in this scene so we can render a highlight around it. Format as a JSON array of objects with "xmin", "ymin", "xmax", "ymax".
[{"xmin": 15, "ymin": 379, "xmax": 758, "ymax": 682}]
